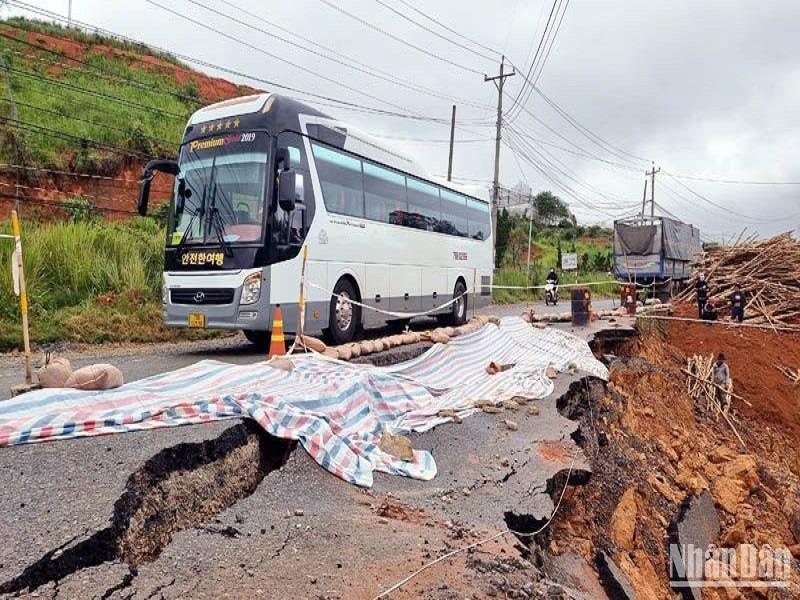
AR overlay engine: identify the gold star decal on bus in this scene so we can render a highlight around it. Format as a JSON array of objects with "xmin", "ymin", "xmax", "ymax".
[
  {"xmin": 225, "ymin": 120, "xmax": 232, "ymax": 129},
  {"xmin": 200, "ymin": 124, "xmax": 207, "ymax": 133},
  {"xmin": 216, "ymin": 122, "xmax": 223, "ymax": 131},
  {"xmin": 233, "ymin": 118, "xmax": 240, "ymax": 128}
]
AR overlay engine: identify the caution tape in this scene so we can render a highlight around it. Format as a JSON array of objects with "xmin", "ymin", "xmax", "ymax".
[{"xmin": 305, "ymin": 279, "xmax": 471, "ymax": 320}]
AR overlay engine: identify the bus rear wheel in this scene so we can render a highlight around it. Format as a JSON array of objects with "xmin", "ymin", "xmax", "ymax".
[
  {"xmin": 327, "ymin": 278, "xmax": 361, "ymax": 345},
  {"xmin": 451, "ymin": 280, "xmax": 468, "ymax": 326}
]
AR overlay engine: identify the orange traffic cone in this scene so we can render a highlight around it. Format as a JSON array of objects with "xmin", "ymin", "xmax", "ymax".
[{"xmin": 268, "ymin": 305, "xmax": 286, "ymax": 358}]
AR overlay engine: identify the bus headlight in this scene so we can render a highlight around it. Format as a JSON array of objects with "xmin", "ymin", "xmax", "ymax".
[{"xmin": 241, "ymin": 272, "xmax": 262, "ymax": 305}]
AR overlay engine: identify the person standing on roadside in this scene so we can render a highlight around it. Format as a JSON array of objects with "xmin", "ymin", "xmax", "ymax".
[
  {"xmin": 696, "ymin": 273, "xmax": 709, "ymax": 319},
  {"xmin": 712, "ymin": 352, "xmax": 733, "ymax": 412},
  {"xmin": 730, "ymin": 286, "xmax": 746, "ymax": 323}
]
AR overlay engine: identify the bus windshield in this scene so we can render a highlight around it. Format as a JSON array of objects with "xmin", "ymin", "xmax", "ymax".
[{"xmin": 168, "ymin": 131, "xmax": 270, "ymax": 247}]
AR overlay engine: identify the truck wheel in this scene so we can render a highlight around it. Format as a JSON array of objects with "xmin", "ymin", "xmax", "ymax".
[
  {"xmin": 327, "ymin": 278, "xmax": 361, "ymax": 345},
  {"xmin": 451, "ymin": 280, "xmax": 468, "ymax": 325}
]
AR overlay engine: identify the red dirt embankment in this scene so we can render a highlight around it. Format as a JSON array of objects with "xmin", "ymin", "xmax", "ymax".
[{"xmin": 669, "ymin": 302, "xmax": 800, "ymax": 441}]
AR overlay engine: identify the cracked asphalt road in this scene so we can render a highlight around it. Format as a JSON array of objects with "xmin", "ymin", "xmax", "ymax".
[{"xmin": 0, "ymin": 301, "xmax": 627, "ymax": 599}]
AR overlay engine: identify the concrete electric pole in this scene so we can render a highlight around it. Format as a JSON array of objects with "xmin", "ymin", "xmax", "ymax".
[
  {"xmin": 447, "ymin": 104, "xmax": 456, "ymax": 182},
  {"xmin": 646, "ymin": 162, "xmax": 660, "ymax": 219},
  {"xmin": 485, "ymin": 56, "xmax": 515, "ymax": 264}
]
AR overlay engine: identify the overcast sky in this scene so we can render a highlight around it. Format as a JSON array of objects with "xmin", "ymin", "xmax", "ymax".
[{"xmin": 8, "ymin": 0, "xmax": 800, "ymax": 238}]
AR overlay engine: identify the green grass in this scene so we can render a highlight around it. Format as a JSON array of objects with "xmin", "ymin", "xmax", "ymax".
[
  {"xmin": 0, "ymin": 18, "xmax": 199, "ymax": 173},
  {"xmin": 0, "ymin": 217, "xmax": 220, "ymax": 351},
  {"xmin": 492, "ymin": 220, "xmax": 618, "ymax": 303}
]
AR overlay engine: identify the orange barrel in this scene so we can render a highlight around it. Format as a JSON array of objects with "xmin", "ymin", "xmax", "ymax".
[
  {"xmin": 620, "ymin": 283, "xmax": 637, "ymax": 315},
  {"xmin": 571, "ymin": 287, "xmax": 591, "ymax": 326}
]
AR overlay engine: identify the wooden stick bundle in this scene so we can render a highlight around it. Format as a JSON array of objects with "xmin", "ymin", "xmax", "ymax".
[{"xmin": 678, "ymin": 233, "xmax": 800, "ymax": 325}]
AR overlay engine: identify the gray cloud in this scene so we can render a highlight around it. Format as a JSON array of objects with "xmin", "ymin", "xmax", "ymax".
[{"xmin": 13, "ymin": 0, "xmax": 800, "ymax": 237}]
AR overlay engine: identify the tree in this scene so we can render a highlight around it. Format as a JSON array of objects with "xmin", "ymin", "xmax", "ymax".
[
  {"xmin": 494, "ymin": 207, "xmax": 512, "ymax": 268},
  {"xmin": 533, "ymin": 191, "xmax": 572, "ymax": 226}
]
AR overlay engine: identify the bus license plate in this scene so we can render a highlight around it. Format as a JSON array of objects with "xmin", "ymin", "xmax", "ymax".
[{"xmin": 188, "ymin": 313, "xmax": 206, "ymax": 328}]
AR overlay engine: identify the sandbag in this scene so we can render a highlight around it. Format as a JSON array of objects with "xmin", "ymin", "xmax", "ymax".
[
  {"xmin": 37, "ymin": 356, "xmax": 72, "ymax": 388},
  {"xmin": 337, "ymin": 345, "xmax": 352, "ymax": 361},
  {"xmin": 442, "ymin": 327, "xmax": 455, "ymax": 337},
  {"xmin": 64, "ymin": 363, "xmax": 124, "ymax": 390},
  {"xmin": 400, "ymin": 332, "xmax": 417, "ymax": 345},
  {"xmin": 430, "ymin": 330, "xmax": 450, "ymax": 344},
  {"xmin": 360, "ymin": 340, "xmax": 375, "ymax": 355},
  {"xmin": 269, "ymin": 357, "xmax": 295, "ymax": 372},
  {"xmin": 373, "ymin": 339, "xmax": 385, "ymax": 353},
  {"xmin": 348, "ymin": 342, "xmax": 361, "ymax": 358},
  {"xmin": 299, "ymin": 335, "xmax": 327, "ymax": 353},
  {"xmin": 322, "ymin": 348, "xmax": 340, "ymax": 359}
]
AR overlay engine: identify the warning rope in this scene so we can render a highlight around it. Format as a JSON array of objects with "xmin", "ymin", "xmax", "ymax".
[{"xmin": 304, "ymin": 279, "xmax": 472, "ymax": 320}]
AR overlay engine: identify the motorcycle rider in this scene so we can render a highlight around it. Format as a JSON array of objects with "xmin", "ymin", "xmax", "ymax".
[
  {"xmin": 696, "ymin": 272, "xmax": 709, "ymax": 319},
  {"xmin": 545, "ymin": 268, "xmax": 559, "ymax": 304}
]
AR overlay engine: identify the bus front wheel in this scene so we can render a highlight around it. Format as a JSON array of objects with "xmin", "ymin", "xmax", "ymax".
[{"xmin": 327, "ymin": 278, "xmax": 361, "ymax": 345}]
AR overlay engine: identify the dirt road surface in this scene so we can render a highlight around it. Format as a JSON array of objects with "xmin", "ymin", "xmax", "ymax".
[{"xmin": 0, "ymin": 301, "xmax": 626, "ymax": 599}]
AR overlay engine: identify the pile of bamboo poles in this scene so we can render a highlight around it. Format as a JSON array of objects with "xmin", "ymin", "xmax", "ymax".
[
  {"xmin": 678, "ymin": 233, "xmax": 800, "ymax": 325},
  {"xmin": 685, "ymin": 355, "xmax": 747, "ymax": 449}
]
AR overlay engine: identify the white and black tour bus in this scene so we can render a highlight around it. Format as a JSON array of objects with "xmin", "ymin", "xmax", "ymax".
[{"xmin": 138, "ymin": 93, "xmax": 493, "ymax": 345}]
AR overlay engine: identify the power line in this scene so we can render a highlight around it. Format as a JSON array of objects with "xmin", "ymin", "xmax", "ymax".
[
  {"xmin": 4, "ymin": 64, "xmax": 188, "ymax": 119},
  {"xmin": 7, "ymin": 1, "xmax": 458, "ymax": 123},
  {"xmin": 530, "ymin": 86, "xmax": 650, "ymax": 164},
  {"xmin": 0, "ymin": 115, "xmax": 152, "ymax": 159},
  {"xmin": 663, "ymin": 173, "xmax": 799, "ymax": 224},
  {"xmin": 663, "ymin": 170, "xmax": 800, "ymax": 186},
  {"xmin": 0, "ymin": 163, "xmax": 173, "ymax": 190},
  {"xmin": 185, "ymin": 0, "xmax": 493, "ymax": 111},
  {"xmin": 0, "ymin": 189, "xmax": 140, "ymax": 215},
  {"xmin": 506, "ymin": 0, "xmax": 570, "ymax": 123},
  {"xmin": 504, "ymin": 0, "xmax": 559, "ymax": 119},
  {"xmin": 371, "ymin": 0, "xmax": 497, "ymax": 63},
  {"xmin": 504, "ymin": 131, "xmax": 635, "ymax": 219},
  {"xmin": 1, "ymin": 96, "xmax": 180, "ymax": 148},
  {"xmin": 392, "ymin": 0, "xmax": 504, "ymax": 59},
  {"xmin": 315, "ymin": 0, "xmax": 484, "ymax": 76},
  {"xmin": 0, "ymin": 29, "xmax": 204, "ymax": 106}
]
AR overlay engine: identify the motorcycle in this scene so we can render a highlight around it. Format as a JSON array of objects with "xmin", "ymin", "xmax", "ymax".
[{"xmin": 544, "ymin": 282, "xmax": 559, "ymax": 306}]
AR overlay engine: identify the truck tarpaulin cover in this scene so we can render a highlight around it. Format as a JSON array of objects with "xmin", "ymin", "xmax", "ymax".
[
  {"xmin": 0, "ymin": 318, "xmax": 607, "ymax": 487},
  {"xmin": 661, "ymin": 217, "xmax": 703, "ymax": 261},
  {"xmin": 615, "ymin": 223, "xmax": 660, "ymax": 255}
]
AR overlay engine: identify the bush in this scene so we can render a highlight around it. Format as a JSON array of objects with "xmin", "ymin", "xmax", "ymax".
[{"xmin": 62, "ymin": 197, "xmax": 98, "ymax": 223}]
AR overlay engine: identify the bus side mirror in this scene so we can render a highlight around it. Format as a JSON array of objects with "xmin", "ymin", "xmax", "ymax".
[
  {"xmin": 278, "ymin": 168, "xmax": 296, "ymax": 212},
  {"xmin": 138, "ymin": 159, "xmax": 179, "ymax": 216}
]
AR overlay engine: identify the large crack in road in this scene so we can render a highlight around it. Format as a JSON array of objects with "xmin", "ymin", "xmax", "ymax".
[{"xmin": 0, "ymin": 422, "xmax": 293, "ymax": 596}]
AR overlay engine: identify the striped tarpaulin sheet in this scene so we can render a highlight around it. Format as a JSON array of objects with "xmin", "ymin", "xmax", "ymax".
[{"xmin": 0, "ymin": 317, "xmax": 606, "ymax": 487}]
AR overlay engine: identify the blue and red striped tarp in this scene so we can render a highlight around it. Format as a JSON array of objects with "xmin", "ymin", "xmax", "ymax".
[{"xmin": 0, "ymin": 317, "xmax": 606, "ymax": 487}]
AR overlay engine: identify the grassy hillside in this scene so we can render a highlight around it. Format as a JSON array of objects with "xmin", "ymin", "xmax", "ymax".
[{"xmin": 0, "ymin": 17, "xmax": 251, "ymax": 176}]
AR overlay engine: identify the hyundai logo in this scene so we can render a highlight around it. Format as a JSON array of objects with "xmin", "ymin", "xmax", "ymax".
[{"xmin": 193, "ymin": 291, "xmax": 206, "ymax": 304}]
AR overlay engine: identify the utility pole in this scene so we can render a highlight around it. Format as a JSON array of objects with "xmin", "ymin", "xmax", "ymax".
[
  {"xmin": 641, "ymin": 178, "xmax": 648, "ymax": 219},
  {"xmin": 485, "ymin": 56, "xmax": 515, "ymax": 264},
  {"xmin": 646, "ymin": 162, "xmax": 660, "ymax": 219},
  {"xmin": 447, "ymin": 104, "xmax": 456, "ymax": 182}
]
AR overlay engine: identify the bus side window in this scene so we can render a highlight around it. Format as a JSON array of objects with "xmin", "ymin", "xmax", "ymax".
[{"xmin": 311, "ymin": 143, "xmax": 364, "ymax": 218}]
